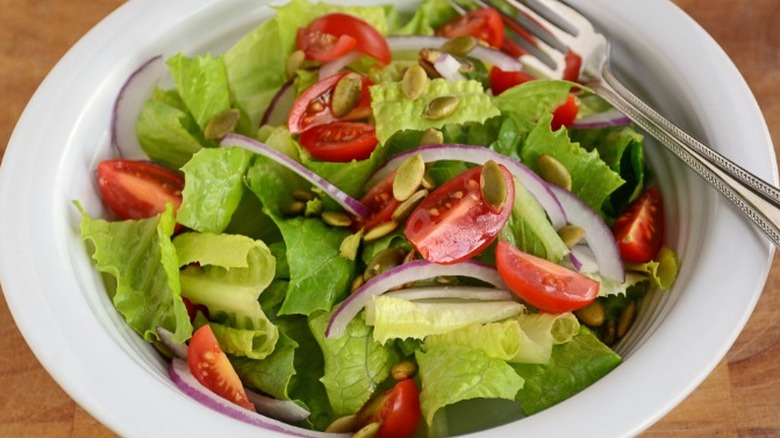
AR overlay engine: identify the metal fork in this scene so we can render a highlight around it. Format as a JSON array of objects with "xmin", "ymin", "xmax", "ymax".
[{"xmin": 456, "ymin": 0, "xmax": 780, "ymax": 248}]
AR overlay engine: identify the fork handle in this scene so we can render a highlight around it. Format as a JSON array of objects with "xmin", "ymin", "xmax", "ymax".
[{"xmin": 592, "ymin": 65, "xmax": 780, "ymax": 247}]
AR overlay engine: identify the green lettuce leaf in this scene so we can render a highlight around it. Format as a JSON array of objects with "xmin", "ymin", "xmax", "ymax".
[
  {"xmin": 416, "ymin": 345, "xmax": 524, "ymax": 425},
  {"xmin": 78, "ymin": 202, "xmax": 192, "ymax": 343},
  {"xmin": 167, "ymin": 53, "xmax": 232, "ymax": 130}
]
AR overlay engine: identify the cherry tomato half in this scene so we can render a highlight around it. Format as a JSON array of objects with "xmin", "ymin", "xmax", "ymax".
[
  {"xmin": 489, "ymin": 66, "xmax": 536, "ymax": 95},
  {"xmin": 299, "ymin": 122, "xmax": 378, "ymax": 162},
  {"xmin": 495, "ymin": 240, "xmax": 600, "ymax": 313},
  {"xmin": 97, "ymin": 159, "xmax": 184, "ymax": 220},
  {"xmin": 187, "ymin": 325, "xmax": 255, "ymax": 412},
  {"xmin": 299, "ymin": 13, "xmax": 391, "ymax": 64},
  {"xmin": 405, "ymin": 163, "xmax": 515, "ymax": 264},
  {"xmin": 355, "ymin": 379, "xmax": 421, "ymax": 438},
  {"xmin": 612, "ymin": 186, "xmax": 664, "ymax": 263},
  {"xmin": 551, "ymin": 94, "xmax": 579, "ymax": 131},
  {"xmin": 288, "ymin": 72, "xmax": 373, "ymax": 135},
  {"xmin": 357, "ymin": 171, "xmax": 401, "ymax": 232},
  {"xmin": 437, "ymin": 8, "xmax": 505, "ymax": 48}
]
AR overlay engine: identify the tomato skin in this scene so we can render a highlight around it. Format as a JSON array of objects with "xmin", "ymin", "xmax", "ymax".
[
  {"xmin": 551, "ymin": 94, "xmax": 579, "ymax": 130},
  {"xmin": 405, "ymin": 164, "xmax": 515, "ymax": 265},
  {"xmin": 612, "ymin": 186, "xmax": 664, "ymax": 263},
  {"xmin": 300, "ymin": 13, "xmax": 391, "ymax": 64},
  {"xmin": 296, "ymin": 27, "xmax": 356, "ymax": 63},
  {"xmin": 288, "ymin": 72, "xmax": 373, "ymax": 135},
  {"xmin": 357, "ymin": 171, "xmax": 401, "ymax": 232},
  {"xmin": 97, "ymin": 159, "xmax": 184, "ymax": 220},
  {"xmin": 437, "ymin": 8, "xmax": 505, "ymax": 48},
  {"xmin": 355, "ymin": 379, "xmax": 421, "ymax": 438},
  {"xmin": 489, "ymin": 66, "xmax": 536, "ymax": 95},
  {"xmin": 187, "ymin": 325, "xmax": 255, "ymax": 412},
  {"xmin": 299, "ymin": 122, "xmax": 378, "ymax": 162},
  {"xmin": 496, "ymin": 240, "xmax": 600, "ymax": 313}
]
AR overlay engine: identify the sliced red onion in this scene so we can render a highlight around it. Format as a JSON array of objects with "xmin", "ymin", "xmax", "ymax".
[
  {"xmin": 260, "ymin": 80, "xmax": 294, "ymax": 127},
  {"xmin": 326, "ymin": 259, "xmax": 507, "ymax": 339},
  {"xmin": 434, "ymin": 54, "xmax": 466, "ymax": 82},
  {"xmin": 220, "ymin": 133, "xmax": 369, "ymax": 218},
  {"xmin": 568, "ymin": 244, "xmax": 599, "ymax": 274},
  {"xmin": 169, "ymin": 359, "xmax": 346, "ymax": 437},
  {"xmin": 318, "ymin": 51, "xmax": 361, "ymax": 80},
  {"xmin": 111, "ymin": 55, "xmax": 167, "ymax": 160},
  {"xmin": 383, "ymin": 286, "xmax": 513, "ymax": 302},
  {"xmin": 245, "ymin": 389, "xmax": 311, "ymax": 424},
  {"xmin": 549, "ymin": 185, "xmax": 624, "ymax": 282},
  {"xmin": 156, "ymin": 326, "xmax": 188, "ymax": 360},
  {"xmin": 386, "ymin": 35, "xmax": 524, "ymax": 72},
  {"xmin": 571, "ymin": 107, "xmax": 631, "ymax": 130},
  {"xmin": 365, "ymin": 144, "xmax": 567, "ymax": 229}
]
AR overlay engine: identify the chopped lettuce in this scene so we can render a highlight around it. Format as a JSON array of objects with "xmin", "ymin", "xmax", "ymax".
[{"xmin": 167, "ymin": 53, "xmax": 232, "ymax": 131}]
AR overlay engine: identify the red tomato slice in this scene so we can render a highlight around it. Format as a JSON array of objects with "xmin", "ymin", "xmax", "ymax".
[
  {"xmin": 187, "ymin": 325, "xmax": 255, "ymax": 412},
  {"xmin": 299, "ymin": 13, "xmax": 391, "ymax": 64},
  {"xmin": 97, "ymin": 159, "xmax": 184, "ymax": 220},
  {"xmin": 288, "ymin": 72, "xmax": 373, "ymax": 135},
  {"xmin": 355, "ymin": 379, "xmax": 421, "ymax": 438},
  {"xmin": 296, "ymin": 27, "xmax": 357, "ymax": 63},
  {"xmin": 612, "ymin": 186, "xmax": 664, "ymax": 263},
  {"xmin": 404, "ymin": 163, "xmax": 515, "ymax": 264},
  {"xmin": 489, "ymin": 66, "xmax": 536, "ymax": 95},
  {"xmin": 551, "ymin": 94, "xmax": 579, "ymax": 130},
  {"xmin": 562, "ymin": 50, "xmax": 582, "ymax": 82},
  {"xmin": 357, "ymin": 171, "xmax": 401, "ymax": 232},
  {"xmin": 495, "ymin": 240, "xmax": 600, "ymax": 313},
  {"xmin": 437, "ymin": 8, "xmax": 505, "ymax": 48},
  {"xmin": 299, "ymin": 122, "xmax": 378, "ymax": 162}
]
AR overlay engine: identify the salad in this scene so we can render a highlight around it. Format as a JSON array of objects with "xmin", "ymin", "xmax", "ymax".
[{"xmin": 77, "ymin": 0, "xmax": 679, "ymax": 436}]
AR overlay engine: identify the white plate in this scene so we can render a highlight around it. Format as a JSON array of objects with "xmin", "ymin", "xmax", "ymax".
[{"xmin": 0, "ymin": 0, "xmax": 774, "ymax": 436}]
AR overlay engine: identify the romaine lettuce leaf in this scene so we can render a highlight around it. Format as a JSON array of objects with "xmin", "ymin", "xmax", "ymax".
[
  {"xmin": 167, "ymin": 53, "xmax": 232, "ymax": 131},
  {"xmin": 78, "ymin": 203, "xmax": 192, "ymax": 343}
]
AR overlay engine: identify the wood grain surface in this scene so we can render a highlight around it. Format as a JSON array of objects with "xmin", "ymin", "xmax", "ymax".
[{"xmin": 1, "ymin": 0, "xmax": 778, "ymax": 436}]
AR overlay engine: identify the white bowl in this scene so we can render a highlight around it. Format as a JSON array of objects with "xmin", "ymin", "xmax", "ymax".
[{"xmin": 0, "ymin": 0, "xmax": 774, "ymax": 436}]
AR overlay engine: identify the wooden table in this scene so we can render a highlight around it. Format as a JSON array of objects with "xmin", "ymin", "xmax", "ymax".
[{"xmin": 1, "ymin": 0, "xmax": 777, "ymax": 436}]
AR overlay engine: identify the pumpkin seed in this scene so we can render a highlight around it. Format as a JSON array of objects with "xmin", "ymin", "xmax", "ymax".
[
  {"xmin": 354, "ymin": 422, "xmax": 381, "ymax": 438},
  {"xmin": 391, "ymin": 359, "xmax": 418, "ymax": 381},
  {"xmin": 421, "ymin": 173, "xmax": 437, "ymax": 190},
  {"xmin": 286, "ymin": 50, "xmax": 306, "ymax": 79},
  {"xmin": 351, "ymin": 275, "xmax": 365, "ymax": 293},
  {"xmin": 363, "ymin": 221, "xmax": 398, "ymax": 242},
  {"xmin": 557, "ymin": 225, "xmax": 586, "ymax": 248},
  {"xmin": 538, "ymin": 154, "xmax": 572, "ymax": 191},
  {"xmin": 402, "ymin": 64, "xmax": 429, "ymax": 100},
  {"xmin": 292, "ymin": 189, "xmax": 315, "ymax": 202},
  {"xmin": 419, "ymin": 128, "xmax": 444, "ymax": 145},
  {"xmin": 419, "ymin": 48, "xmax": 443, "ymax": 65},
  {"xmin": 574, "ymin": 300, "xmax": 605, "ymax": 327},
  {"xmin": 204, "ymin": 108, "xmax": 240, "ymax": 140},
  {"xmin": 282, "ymin": 201, "xmax": 306, "ymax": 216},
  {"xmin": 423, "ymin": 95, "xmax": 460, "ymax": 120},
  {"xmin": 392, "ymin": 189, "xmax": 428, "ymax": 222},
  {"xmin": 364, "ymin": 248, "xmax": 406, "ymax": 281},
  {"xmin": 457, "ymin": 58, "xmax": 475, "ymax": 74},
  {"xmin": 617, "ymin": 300, "xmax": 636, "ymax": 338},
  {"xmin": 441, "ymin": 35, "xmax": 478, "ymax": 57},
  {"xmin": 480, "ymin": 160, "xmax": 508, "ymax": 211},
  {"xmin": 321, "ymin": 211, "xmax": 352, "ymax": 227},
  {"xmin": 331, "ymin": 73, "xmax": 362, "ymax": 117},
  {"xmin": 325, "ymin": 415, "xmax": 359, "ymax": 433},
  {"xmin": 602, "ymin": 320, "xmax": 616, "ymax": 346},
  {"xmin": 393, "ymin": 154, "xmax": 426, "ymax": 201}
]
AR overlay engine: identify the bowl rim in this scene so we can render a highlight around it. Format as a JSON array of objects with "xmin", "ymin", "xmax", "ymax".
[{"xmin": 0, "ymin": 0, "xmax": 775, "ymax": 436}]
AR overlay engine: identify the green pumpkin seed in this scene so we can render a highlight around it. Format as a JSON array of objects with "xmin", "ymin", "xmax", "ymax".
[
  {"xmin": 391, "ymin": 359, "xmax": 418, "ymax": 381},
  {"xmin": 538, "ymin": 154, "xmax": 572, "ymax": 191},
  {"xmin": 557, "ymin": 225, "xmax": 586, "ymax": 248},
  {"xmin": 423, "ymin": 95, "xmax": 460, "ymax": 120},
  {"xmin": 393, "ymin": 154, "xmax": 426, "ymax": 201},
  {"xmin": 574, "ymin": 300, "xmax": 605, "ymax": 327},
  {"xmin": 441, "ymin": 35, "xmax": 478, "ymax": 57},
  {"xmin": 204, "ymin": 108, "xmax": 240, "ymax": 140},
  {"xmin": 351, "ymin": 275, "xmax": 365, "ymax": 293},
  {"xmin": 419, "ymin": 48, "xmax": 443, "ymax": 65},
  {"xmin": 321, "ymin": 211, "xmax": 352, "ymax": 227},
  {"xmin": 325, "ymin": 415, "xmax": 359, "ymax": 433},
  {"xmin": 402, "ymin": 64, "xmax": 429, "ymax": 100},
  {"xmin": 354, "ymin": 422, "xmax": 381, "ymax": 438},
  {"xmin": 292, "ymin": 189, "xmax": 315, "ymax": 202},
  {"xmin": 363, "ymin": 221, "xmax": 398, "ymax": 242},
  {"xmin": 392, "ymin": 189, "xmax": 428, "ymax": 222},
  {"xmin": 364, "ymin": 248, "xmax": 406, "ymax": 281},
  {"xmin": 282, "ymin": 201, "xmax": 306, "ymax": 216},
  {"xmin": 421, "ymin": 173, "xmax": 437, "ymax": 191},
  {"xmin": 286, "ymin": 50, "xmax": 306, "ymax": 79},
  {"xmin": 601, "ymin": 320, "xmax": 616, "ymax": 346},
  {"xmin": 419, "ymin": 128, "xmax": 444, "ymax": 145},
  {"xmin": 331, "ymin": 73, "xmax": 362, "ymax": 117},
  {"xmin": 480, "ymin": 160, "xmax": 508, "ymax": 211},
  {"xmin": 617, "ymin": 300, "xmax": 636, "ymax": 338}
]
